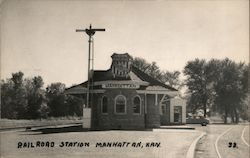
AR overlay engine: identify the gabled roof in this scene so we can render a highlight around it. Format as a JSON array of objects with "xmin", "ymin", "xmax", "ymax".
[
  {"xmin": 131, "ymin": 66, "xmax": 177, "ymax": 91},
  {"xmin": 66, "ymin": 66, "xmax": 177, "ymax": 92}
]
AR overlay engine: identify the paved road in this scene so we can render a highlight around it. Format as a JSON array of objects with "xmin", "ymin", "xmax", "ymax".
[
  {"xmin": 193, "ymin": 124, "xmax": 249, "ymax": 158},
  {"xmin": 0, "ymin": 128, "xmax": 201, "ymax": 158}
]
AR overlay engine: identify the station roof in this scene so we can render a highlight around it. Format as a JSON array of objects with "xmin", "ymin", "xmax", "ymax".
[{"xmin": 65, "ymin": 65, "xmax": 177, "ymax": 94}]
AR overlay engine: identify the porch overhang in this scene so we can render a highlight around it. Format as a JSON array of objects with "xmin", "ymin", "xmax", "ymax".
[{"xmin": 136, "ymin": 90, "xmax": 178, "ymax": 97}]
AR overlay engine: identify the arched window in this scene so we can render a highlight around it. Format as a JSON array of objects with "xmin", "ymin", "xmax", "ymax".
[
  {"xmin": 102, "ymin": 96, "xmax": 108, "ymax": 114},
  {"xmin": 115, "ymin": 95, "xmax": 126, "ymax": 114},
  {"xmin": 133, "ymin": 96, "xmax": 141, "ymax": 114}
]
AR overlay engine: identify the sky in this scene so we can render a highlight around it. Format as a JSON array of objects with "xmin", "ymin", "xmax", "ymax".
[{"xmin": 0, "ymin": 0, "xmax": 249, "ymax": 87}]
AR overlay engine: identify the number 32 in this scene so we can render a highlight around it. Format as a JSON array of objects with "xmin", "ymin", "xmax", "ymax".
[{"xmin": 228, "ymin": 142, "xmax": 237, "ymax": 148}]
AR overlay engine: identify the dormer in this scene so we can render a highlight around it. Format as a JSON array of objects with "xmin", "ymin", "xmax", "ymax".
[{"xmin": 111, "ymin": 53, "xmax": 133, "ymax": 78}]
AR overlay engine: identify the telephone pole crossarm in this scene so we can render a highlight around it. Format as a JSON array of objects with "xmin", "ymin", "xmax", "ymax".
[{"xmin": 76, "ymin": 24, "xmax": 105, "ymax": 36}]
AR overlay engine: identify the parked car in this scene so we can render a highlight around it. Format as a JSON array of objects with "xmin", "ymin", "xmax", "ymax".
[{"xmin": 186, "ymin": 117, "xmax": 209, "ymax": 126}]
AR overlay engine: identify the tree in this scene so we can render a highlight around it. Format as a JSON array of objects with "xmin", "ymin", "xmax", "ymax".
[
  {"xmin": 214, "ymin": 59, "xmax": 248, "ymax": 123},
  {"xmin": 1, "ymin": 72, "xmax": 48, "ymax": 119},
  {"xmin": 46, "ymin": 83, "xmax": 68, "ymax": 117},
  {"xmin": 65, "ymin": 95, "xmax": 83, "ymax": 116},
  {"xmin": 133, "ymin": 57, "xmax": 151, "ymax": 72},
  {"xmin": 10, "ymin": 72, "xmax": 27, "ymax": 119},
  {"xmin": 240, "ymin": 64, "xmax": 249, "ymax": 120},
  {"xmin": 46, "ymin": 82, "xmax": 83, "ymax": 117},
  {"xmin": 1, "ymin": 71, "xmax": 83, "ymax": 119},
  {"xmin": 133, "ymin": 57, "xmax": 182, "ymax": 90},
  {"xmin": 1, "ymin": 79, "xmax": 15, "ymax": 118},
  {"xmin": 184, "ymin": 58, "xmax": 249, "ymax": 123},
  {"xmin": 25, "ymin": 76, "xmax": 47, "ymax": 119},
  {"xmin": 147, "ymin": 62, "xmax": 162, "ymax": 79},
  {"xmin": 183, "ymin": 59, "xmax": 212, "ymax": 117},
  {"xmin": 133, "ymin": 58, "xmax": 162, "ymax": 79},
  {"xmin": 161, "ymin": 70, "xmax": 182, "ymax": 90}
]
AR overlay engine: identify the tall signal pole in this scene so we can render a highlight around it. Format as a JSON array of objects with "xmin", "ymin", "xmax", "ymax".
[{"xmin": 76, "ymin": 24, "xmax": 105, "ymax": 110}]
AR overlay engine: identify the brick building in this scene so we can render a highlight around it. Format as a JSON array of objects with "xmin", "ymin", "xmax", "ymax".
[{"xmin": 66, "ymin": 53, "xmax": 186, "ymax": 129}]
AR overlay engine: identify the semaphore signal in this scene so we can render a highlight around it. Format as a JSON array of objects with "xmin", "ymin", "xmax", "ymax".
[{"xmin": 76, "ymin": 24, "xmax": 105, "ymax": 109}]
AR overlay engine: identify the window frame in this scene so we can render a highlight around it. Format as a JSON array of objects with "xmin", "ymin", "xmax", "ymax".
[
  {"xmin": 101, "ymin": 96, "xmax": 108, "ymax": 114},
  {"xmin": 114, "ymin": 95, "xmax": 127, "ymax": 115},
  {"xmin": 174, "ymin": 106, "xmax": 182, "ymax": 123},
  {"xmin": 133, "ymin": 95, "xmax": 141, "ymax": 115}
]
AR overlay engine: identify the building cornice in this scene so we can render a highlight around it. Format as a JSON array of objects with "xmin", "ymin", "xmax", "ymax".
[{"xmin": 94, "ymin": 80, "xmax": 149, "ymax": 86}]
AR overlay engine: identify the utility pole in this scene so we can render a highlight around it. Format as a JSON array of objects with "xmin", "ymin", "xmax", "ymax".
[{"xmin": 76, "ymin": 24, "xmax": 105, "ymax": 128}]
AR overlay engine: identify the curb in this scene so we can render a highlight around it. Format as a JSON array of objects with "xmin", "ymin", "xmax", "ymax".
[
  {"xmin": 186, "ymin": 132, "xmax": 206, "ymax": 158},
  {"xmin": 158, "ymin": 127, "xmax": 195, "ymax": 130},
  {"xmin": 31, "ymin": 123, "xmax": 81, "ymax": 130},
  {"xmin": 215, "ymin": 127, "xmax": 233, "ymax": 158},
  {"xmin": 241, "ymin": 126, "xmax": 249, "ymax": 147}
]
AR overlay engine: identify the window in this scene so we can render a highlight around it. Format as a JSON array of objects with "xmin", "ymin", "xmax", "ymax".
[
  {"xmin": 161, "ymin": 100, "xmax": 170, "ymax": 115},
  {"xmin": 102, "ymin": 96, "xmax": 108, "ymax": 114},
  {"xmin": 115, "ymin": 95, "xmax": 126, "ymax": 114},
  {"xmin": 174, "ymin": 106, "xmax": 182, "ymax": 123},
  {"xmin": 133, "ymin": 96, "xmax": 141, "ymax": 114}
]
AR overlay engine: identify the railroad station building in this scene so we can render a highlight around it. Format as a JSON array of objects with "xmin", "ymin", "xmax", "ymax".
[{"xmin": 65, "ymin": 53, "xmax": 186, "ymax": 130}]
